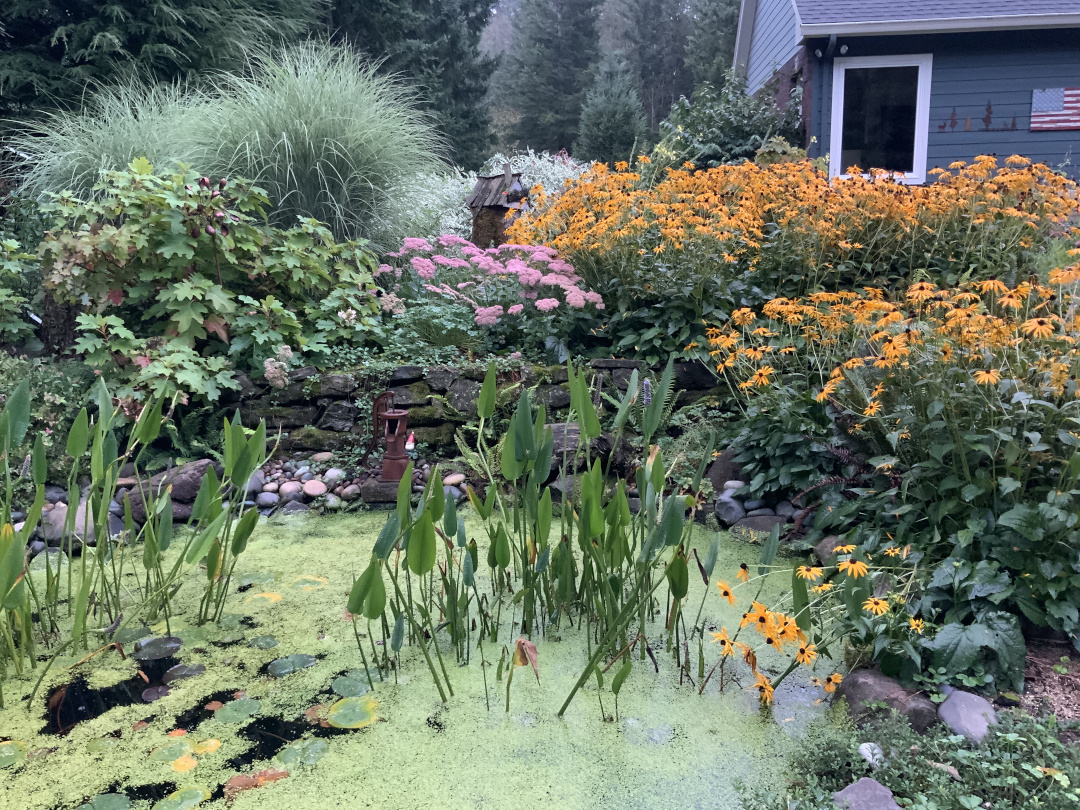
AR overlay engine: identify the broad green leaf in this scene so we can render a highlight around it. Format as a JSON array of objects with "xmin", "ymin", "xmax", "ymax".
[
  {"xmin": 758, "ymin": 524, "xmax": 781, "ymax": 575},
  {"xmin": 185, "ymin": 511, "xmax": 228, "ymax": 565},
  {"xmin": 229, "ymin": 508, "xmax": 259, "ymax": 556},
  {"xmin": 667, "ymin": 552, "xmax": 689, "ymax": 600},
  {"xmin": 407, "ymin": 512, "xmax": 437, "ymax": 575},
  {"xmin": 611, "ymin": 657, "xmax": 632, "ymax": 695},
  {"xmin": 2, "ymin": 379, "xmax": 30, "ymax": 448},
  {"xmin": 31, "ymin": 433, "xmax": 46, "ymax": 485},
  {"xmin": 66, "ymin": 408, "xmax": 89, "ymax": 458},
  {"xmin": 372, "ymin": 512, "xmax": 401, "ymax": 560},
  {"xmin": 494, "ymin": 523, "xmax": 511, "ymax": 569},
  {"xmin": 477, "ymin": 362, "xmax": 497, "ymax": 420}
]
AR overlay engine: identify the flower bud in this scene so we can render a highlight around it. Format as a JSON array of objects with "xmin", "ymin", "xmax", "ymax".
[
  {"xmin": 219, "ymin": 178, "xmax": 227, "ymax": 189},
  {"xmin": 205, "ymin": 225, "xmax": 216, "ymax": 236}
]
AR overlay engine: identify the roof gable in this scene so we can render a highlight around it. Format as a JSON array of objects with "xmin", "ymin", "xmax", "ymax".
[{"xmin": 794, "ymin": 0, "xmax": 1080, "ymax": 34}]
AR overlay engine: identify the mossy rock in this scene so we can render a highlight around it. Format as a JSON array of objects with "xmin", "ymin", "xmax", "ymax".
[
  {"xmin": 280, "ymin": 427, "xmax": 348, "ymax": 452},
  {"xmin": 411, "ymin": 424, "xmax": 457, "ymax": 447},
  {"xmin": 404, "ymin": 404, "xmax": 445, "ymax": 426}
]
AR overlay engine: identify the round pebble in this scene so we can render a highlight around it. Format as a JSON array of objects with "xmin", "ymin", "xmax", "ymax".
[
  {"xmin": 443, "ymin": 473, "xmax": 466, "ymax": 486},
  {"xmin": 303, "ymin": 480, "xmax": 328, "ymax": 498}
]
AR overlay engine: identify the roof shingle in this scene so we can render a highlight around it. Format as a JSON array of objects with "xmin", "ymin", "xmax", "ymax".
[{"xmin": 796, "ymin": 0, "xmax": 1080, "ymax": 26}]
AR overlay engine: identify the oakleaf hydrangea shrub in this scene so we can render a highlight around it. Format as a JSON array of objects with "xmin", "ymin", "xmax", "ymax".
[{"xmin": 380, "ymin": 235, "xmax": 605, "ymax": 357}]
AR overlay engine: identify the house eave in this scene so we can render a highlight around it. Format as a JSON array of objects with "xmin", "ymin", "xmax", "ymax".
[{"xmin": 801, "ymin": 13, "xmax": 1080, "ymax": 38}]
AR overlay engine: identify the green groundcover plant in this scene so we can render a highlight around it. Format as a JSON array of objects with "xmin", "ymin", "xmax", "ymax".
[{"xmin": 37, "ymin": 159, "xmax": 379, "ymax": 404}]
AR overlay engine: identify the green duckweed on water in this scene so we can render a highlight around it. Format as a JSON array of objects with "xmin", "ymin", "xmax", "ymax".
[{"xmin": 0, "ymin": 511, "xmax": 834, "ymax": 810}]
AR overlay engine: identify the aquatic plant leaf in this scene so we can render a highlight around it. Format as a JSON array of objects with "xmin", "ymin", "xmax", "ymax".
[
  {"xmin": 666, "ymin": 552, "xmax": 689, "ymax": 600},
  {"xmin": 151, "ymin": 739, "xmax": 193, "ymax": 761},
  {"xmin": 191, "ymin": 739, "xmax": 220, "ymax": 754},
  {"xmin": 372, "ymin": 512, "xmax": 401, "ymax": 560},
  {"xmin": 325, "ymin": 696, "xmax": 377, "ymax": 729},
  {"xmin": 86, "ymin": 738, "xmax": 120, "ymax": 753},
  {"xmin": 250, "ymin": 635, "xmax": 279, "ymax": 650},
  {"xmin": 390, "ymin": 613, "xmax": 404, "ymax": 652},
  {"xmin": 133, "ymin": 636, "xmax": 182, "ymax": 661},
  {"xmin": 76, "ymin": 794, "xmax": 130, "ymax": 810},
  {"xmin": 612, "ymin": 657, "xmax": 632, "ymax": 696},
  {"xmin": 512, "ymin": 638, "xmax": 540, "ymax": 684},
  {"xmin": 217, "ymin": 631, "xmax": 245, "ymax": 645},
  {"xmin": 171, "ymin": 754, "xmax": 198, "ymax": 772},
  {"xmin": 66, "ymin": 407, "xmax": 89, "ymax": 458},
  {"xmin": 223, "ymin": 769, "xmax": 289, "ymax": 803},
  {"xmin": 214, "ymin": 698, "xmax": 261, "ymax": 723},
  {"xmin": 407, "ymin": 512, "xmax": 436, "ymax": 575},
  {"xmin": 245, "ymin": 591, "xmax": 282, "ymax": 604},
  {"xmin": 238, "ymin": 571, "xmax": 275, "ymax": 587},
  {"xmin": 163, "ymin": 664, "xmax": 206, "ymax": 684},
  {"xmin": 758, "ymin": 524, "xmax": 781, "ymax": 576},
  {"xmin": 230, "ymin": 507, "xmax": 259, "ymax": 556},
  {"xmin": 331, "ymin": 672, "xmax": 370, "ymax": 697},
  {"xmin": 267, "ymin": 653, "xmax": 317, "ymax": 678},
  {"xmin": 153, "ymin": 786, "xmax": 210, "ymax": 810},
  {"xmin": 477, "ymin": 361, "xmax": 496, "ymax": 420},
  {"xmin": 273, "ymin": 737, "xmax": 328, "ymax": 767},
  {"xmin": 143, "ymin": 685, "xmax": 171, "ymax": 702},
  {"xmin": 291, "ymin": 575, "xmax": 328, "ymax": 591},
  {"xmin": 0, "ymin": 740, "xmax": 26, "ymax": 768}
]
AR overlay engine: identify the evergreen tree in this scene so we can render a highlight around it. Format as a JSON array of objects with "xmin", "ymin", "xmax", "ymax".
[
  {"xmin": 683, "ymin": 0, "xmax": 740, "ymax": 90},
  {"xmin": 574, "ymin": 52, "xmax": 645, "ymax": 164},
  {"xmin": 0, "ymin": 0, "xmax": 321, "ymax": 119},
  {"xmin": 498, "ymin": 0, "xmax": 601, "ymax": 153},
  {"xmin": 617, "ymin": 0, "xmax": 693, "ymax": 129},
  {"xmin": 328, "ymin": 0, "xmax": 496, "ymax": 170}
]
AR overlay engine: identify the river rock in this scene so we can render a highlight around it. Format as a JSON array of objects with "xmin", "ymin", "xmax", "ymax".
[
  {"xmin": 262, "ymin": 482, "xmax": 279, "ymax": 493},
  {"xmin": 125, "ymin": 459, "xmax": 216, "ymax": 522},
  {"xmin": 256, "ymin": 492, "xmax": 280, "ymax": 508},
  {"xmin": 324, "ymin": 493, "xmax": 343, "ymax": 510},
  {"xmin": 312, "ymin": 452, "xmax": 334, "ymax": 463},
  {"xmin": 775, "ymin": 500, "xmax": 796, "ymax": 518},
  {"xmin": 746, "ymin": 508, "xmax": 776, "ymax": 517},
  {"xmin": 44, "ymin": 485, "xmax": 68, "ymax": 504},
  {"xmin": 279, "ymin": 481, "xmax": 303, "ymax": 503},
  {"xmin": 705, "ymin": 449, "xmax": 742, "ymax": 492},
  {"xmin": 41, "ymin": 500, "xmax": 96, "ymax": 545},
  {"xmin": 832, "ymin": 778, "xmax": 899, "ymax": 810},
  {"xmin": 340, "ymin": 484, "xmax": 361, "ymax": 502},
  {"xmin": 815, "ymin": 535, "xmax": 843, "ymax": 565},
  {"xmin": 302, "ymin": 480, "xmax": 327, "ymax": 498},
  {"xmin": 743, "ymin": 499, "xmax": 767, "ymax": 511},
  {"xmin": 938, "ymin": 690, "xmax": 997, "ymax": 743},
  {"xmin": 323, "ymin": 468, "xmax": 347, "ymax": 487},
  {"xmin": 836, "ymin": 668, "xmax": 939, "ymax": 733},
  {"xmin": 244, "ymin": 470, "xmax": 265, "ymax": 496},
  {"xmin": 443, "ymin": 473, "xmax": 466, "ymax": 487},
  {"xmin": 714, "ymin": 495, "xmax": 746, "ymax": 526},
  {"xmin": 723, "ymin": 481, "xmax": 744, "ymax": 491},
  {"xmin": 281, "ymin": 501, "xmax": 310, "ymax": 514}
]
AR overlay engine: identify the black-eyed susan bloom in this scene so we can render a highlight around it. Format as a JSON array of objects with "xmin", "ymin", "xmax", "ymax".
[
  {"xmin": 716, "ymin": 580, "xmax": 736, "ymax": 605},
  {"xmin": 795, "ymin": 565, "xmax": 823, "ymax": 582},
  {"xmin": 737, "ymin": 563, "xmax": 750, "ymax": 583},
  {"xmin": 909, "ymin": 618, "xmax": 924, "ymax": 634},
  {"xmin": 795, "ymin": 644, "xmax": 817, "ymax": 665},
  {"xmin": 862, "ymin": 597, "xmax": 889, "ymax": 616},
  {"xmin": 823, "ymin": 672, "xmax": 843, "ymax": 694},
  {"xmin": 837, "ymin": 559, "xmax": 869, "ymax": 578}
]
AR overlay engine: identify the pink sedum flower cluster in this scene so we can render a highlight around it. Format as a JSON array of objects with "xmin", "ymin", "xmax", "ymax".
[{"xmin": 383, "ymin": 236, "xmax": 604, "ymax": 330}]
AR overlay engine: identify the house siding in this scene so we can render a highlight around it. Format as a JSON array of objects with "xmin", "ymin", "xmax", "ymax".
[
  {"xmin": 805, "ymin": 30, "xmax": 1080, "ymax": 178},
  {"xmin": 747, "ymin": 0, "xmax": 801, "ymax": 93}
]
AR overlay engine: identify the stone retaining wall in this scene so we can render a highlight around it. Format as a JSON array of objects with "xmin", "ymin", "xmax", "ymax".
[{"xmin": 237, "ymin": 359, "xmax": 723, "ymax": 455}]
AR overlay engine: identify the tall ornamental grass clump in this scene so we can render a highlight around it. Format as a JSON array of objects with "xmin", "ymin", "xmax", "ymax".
[{"xmin": 6, "ymin": 43, "xmax": 446, "ymax": 241}]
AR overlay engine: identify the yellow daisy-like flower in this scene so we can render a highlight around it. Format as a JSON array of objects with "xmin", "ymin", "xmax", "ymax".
[
  {"xmin": 710, "ymin": 627, "xmax": 734, "ymax": 655},
  {"xmin": 883, "ymin": 546, "xmax": 901, "ymax": 557},
  {"xmin": 838, "ymin": 559, "xmax": 869, "ymax": 578},
  {"xmin": 737, "ymin": 563, "xmax": 750, "ymax": 583},
  {"xmin": 716, "ymin": 580, "xmax": 736, "ymax": 606},
  {"xmin": 752, "ymin": 673, "xmax": 775, "ymax": 705},
  {"xmin": 811, "ymin": 582, "xmax": 835, "ymax": 593},
  {"xmin": 909, "ymin": 618, "xmax": 925, "ymax": 634},
  {"xmin": 823, "ymin": 672, "xmax": 843, "ymax": 693},
  {"xmin": 833, "ymin": 544, "xmax": 856, "ymax": 554},
  {"xmin": 974, "ymin": 368, "xmax": 1002, "ymax": 386},
  {"xmin": 795, "ymin": 643, "xmax": 818, "ymax": 666},
  {"xmin": 863, "ymin": 597, "xmax": 889, "ymax": 616},
  {"xmin": 864, "ymin": 400, "xmax": 883, "ymax": 417},
  {"xmin": 1021, "ymin": 317, "xmax": 1056, "ymax": 339},
  {"xmin": 796, "ymin": 565, "xmax": 823, "ymax": 582}
]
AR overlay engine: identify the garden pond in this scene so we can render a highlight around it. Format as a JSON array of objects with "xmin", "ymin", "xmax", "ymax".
[{"xmin": 0, "ymin": 512, "xmax": 829, "ymax": 810}]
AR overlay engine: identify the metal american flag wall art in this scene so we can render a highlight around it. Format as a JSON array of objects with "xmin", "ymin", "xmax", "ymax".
[{"xmin": 1030, "ymin": 87, "xmax": 1080, "ymax": 131}]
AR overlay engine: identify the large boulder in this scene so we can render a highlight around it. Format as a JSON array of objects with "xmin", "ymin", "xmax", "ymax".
[
  {"xmin": 447, "ymin": 379, "xmax": 482, "ymax": 416},
  {"xmin": 833, "ymin": 778, "xmax": 900, "ymax": 810},
  {"xmin": 938, "ymin": 690, "xmax": 997, "ymax": 743},
  {"xmin": 705, "ymin": 450, "xmax": 742, "ymax": 494},
  {"xmin": 714, "ymin": 494, "xmax": 746, "ymax": 526},
  {"xmin": 124, "ymin": 460, "xmax": 216, "ymax": 523},
  {"xmin": 836, "ymin": 668, "xmax": 939, "ymax": 733}
]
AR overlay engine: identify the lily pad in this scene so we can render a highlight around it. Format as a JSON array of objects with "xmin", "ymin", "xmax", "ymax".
[
  {"xmin": 113, "ymin": 625, "xmax": 151, "ymax": 645},
  {"xmin": 142, "ymin": 685, "xmax": 171, "ymax": 703},
  {"xmin": 291, "ymin": 575, "xmax": 328, "ymax": 591},
  {"xmin": 86, "ymin": 738, "xmax": 120, "ymax": 754},
  {"xmin": 325, "ymin": 696, "xmax": 377, "ymax": 729},
  {"xmin": 76, "ymin": 794, "xmax": 131, "ymax": 810},
  {"xmin": 150, "ymin": 739, "xmax": 193, "ymax": 762},
  {"xmin": 249, "ymin": 635, "xmax": 278, "ymax": 650},
  {"xmin": 217, "ymin": 614, "xmax": 243, "ymax": 631},
  {"xmin": 133, "ymin": 636, "xmax": 183, "ymax": 661},
  {"xmin": 175, "ymin": 627, "xmax": 208, "ymax": 644},
  {"xmin": 238, "ymin": 571, "xmax": 275, "ymax": 588},
  {"xmin": 331, "ymin": 672, "xmax": 371, "ymax": 698},
  {"xmin": 0, "ymin": 740, "xmax": 27, "ymax": 768},
  {"xmin": 214, "ymin": 698, "xmax": 261, "ymax": 724},
  {"xmin": 151, "ymin": 618, "xmax": 187, "ymax": 635},
  {"xmin": 245, "ymin": 592, "xmax": 282, "ymax": 604},
  {"xmin": 153, "ymin": 786, "xmax": 210, "ymax": 810},
  {"xmin": 163, "ymin": 663, "xmax": 206, "ymax": 685},
  {"xmin": 191, "ymin": 739, "xmax": 220, "ymax": 754},
  {"xmin": 216, "ymin": 631, "xmax": 245, "ymax": 645},
  {"xmin": 171, "ymin": 754, "xmax": 198, "ymax": 773},
  {"xmin": 273, "ymin": 737, "xmax": 328, "ymax": 767},
  {"xmin": 267, "ymin": 653, "xmax": 317, "ymax": 678}
]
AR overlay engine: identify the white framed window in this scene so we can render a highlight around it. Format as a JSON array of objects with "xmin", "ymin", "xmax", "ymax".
[{"xmin": 829, "ymin": 54, "xmax": 933, "ymax": 183}]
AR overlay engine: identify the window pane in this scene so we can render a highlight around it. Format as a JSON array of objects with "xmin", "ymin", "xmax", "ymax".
[{"xmin": 840, "ymin": 66, "xmax": 919, "ymax": 174}]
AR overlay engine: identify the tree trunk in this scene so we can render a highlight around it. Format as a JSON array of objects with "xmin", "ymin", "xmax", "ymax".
[{"xmin": 40, "ymin": 294, "xmax": 81, "ymax": 356}]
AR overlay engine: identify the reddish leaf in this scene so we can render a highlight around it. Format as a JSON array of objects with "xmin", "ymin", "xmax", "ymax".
[
  {"xmin": 512, "ymin": 638, "xmax": 540, "ymax": 684},
  {"xmin": 133, "ymin": 356, "xmax": 151, "ymax": 369},
  {"xmin": 106, "ymin": 289, "xmax": 123, "ymax": 306},
  {"xmin": 204, "ymin": 315, "xmax": 230, "ymax": 343},
  {"xmin": 224, "ymin": 769, "xmax": 289, "ymax": 803}
]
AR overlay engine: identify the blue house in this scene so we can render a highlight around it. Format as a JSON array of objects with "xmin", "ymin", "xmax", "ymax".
[{"xmin": 733, "ymin": 0, "xmax": 1080, "ymax": 181}]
